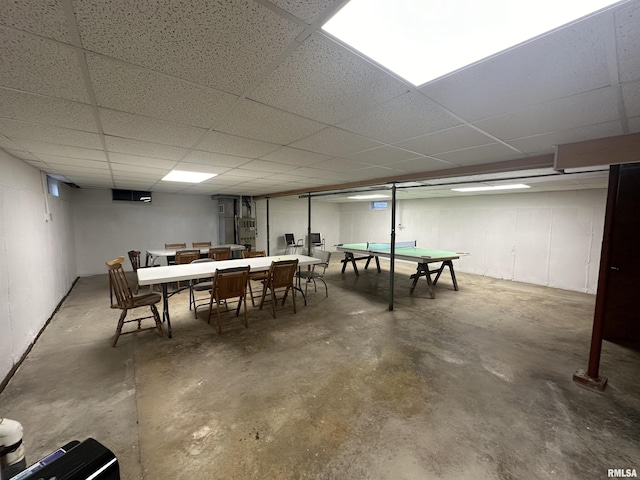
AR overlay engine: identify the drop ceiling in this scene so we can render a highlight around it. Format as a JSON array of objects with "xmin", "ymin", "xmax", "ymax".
[{"xmin": 0, "ymin": 0, "xmax": 638, "ymax": 200}]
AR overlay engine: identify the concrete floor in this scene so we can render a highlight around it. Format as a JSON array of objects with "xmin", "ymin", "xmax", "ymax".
[{"xmin": 1, "ymin": 258, "xmax": 639, "ymax": 479}]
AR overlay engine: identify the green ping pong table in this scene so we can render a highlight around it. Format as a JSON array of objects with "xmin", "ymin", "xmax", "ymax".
[{"xmin": 336, "ymin": 241, "xmax": 463, "ymax": 298}]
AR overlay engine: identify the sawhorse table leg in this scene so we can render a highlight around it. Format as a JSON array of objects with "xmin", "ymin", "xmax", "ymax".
[{"xmin": 410, "ymin": 260, "xmax": 458, "ymax": 298}]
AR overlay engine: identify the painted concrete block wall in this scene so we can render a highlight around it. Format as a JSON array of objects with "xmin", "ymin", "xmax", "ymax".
[
  {"xmin": 255, "ymin": 198, "xmax": 340, "ymax": 255},
  {"xmin": 339, "ymin": 189, "xmax": 606, "ymax": 294},
  {"xmin": 1, "ymin": 152, "xmax": 76, "ymax": 382},
  {"xmin": 72, "ymin": 189, "xmax": 220, "ymax": 275}
]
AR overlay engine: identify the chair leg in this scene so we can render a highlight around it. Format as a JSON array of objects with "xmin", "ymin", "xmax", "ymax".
[
  {"xmin": 151, "ymin": 304, "xmax": 164, "ymax": 336},
  {"xmin": 241, "ymin": 295, "xmax": 248, "ymax": 328},
  {"xmin": 113, "ymin": 309, "xmax": 128, "ymax": 347},
  {"xmin": 216, "ymin": 294, "xmax": 223, "ymax": 334}
]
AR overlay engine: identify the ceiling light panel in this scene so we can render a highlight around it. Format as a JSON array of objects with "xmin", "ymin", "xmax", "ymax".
[{"xmin": 323, "ymin": 0, "xmax": 620, "ymax": 86}]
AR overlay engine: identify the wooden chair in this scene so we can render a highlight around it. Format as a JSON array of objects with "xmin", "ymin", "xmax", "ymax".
[
  {"xmin": 242, "ymin": 250, "xmax": 267, "ymax": 306},
  {"xmin": 207, "ymin": 266, "xmax": 250, "ymax": 334},
  {"xmin": 259, "ymin": 259, "xmax": 299, "ymax": 318},
  {"xmin": 106, "ymin": 257, "xmax": 163, "ymax": 347},
  {"xmin": 193, "ymin": 241, "xmax": 212, "ymax": 248},
  {"xmin": 297, "ymin": 250, "xmax": 331, "ymax": 297},
  {"xmin": 174, "ymin": 249, "xmax": 201, "ymax": 290},
  {"xmin": 208, "ymin": 246, "xmax": 231, "ymax": 260},
  {"xmin": 164, "ymin": 243, "xmax": 186, "ymax": 265},
  {"xmin": 190, "ymin": 258, "xmax": 215, "ymax": 318}
]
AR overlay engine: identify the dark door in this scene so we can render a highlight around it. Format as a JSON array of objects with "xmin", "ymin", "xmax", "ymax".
[{"xmin": 603, "ymin": 163, "xmax": 640, "ymax": 348}]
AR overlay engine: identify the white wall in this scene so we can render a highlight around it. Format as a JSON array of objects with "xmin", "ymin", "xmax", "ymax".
[
  {"xmin": 0, "ymin": 152, "xmax": 77, "ymax": 382},
  {"xmin": 339, "ymin": 189, "xmax": 606, "ymax": 294},
  {"xmin": 72, "ymin": 189, "xmax": 220, "ymax": 275},
  {"xmin": 255, "ymin": 198, "xmax": 340, "ymax": 255}
]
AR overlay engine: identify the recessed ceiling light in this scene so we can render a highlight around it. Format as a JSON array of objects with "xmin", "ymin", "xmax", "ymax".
[
  {"xmin": 347, "ymin": 194, "xmax": 390, "ymax": 200},
  {"xmin": 452, "ymin": 184, "xmax": 530, "ymax": 192},
  {"xmin": 162, "ymin": 170, "xmax": 217, "ymax": 183},
  {"xmin": 323, "ymin": 0, "xmax": 620, "ymax": 86}
]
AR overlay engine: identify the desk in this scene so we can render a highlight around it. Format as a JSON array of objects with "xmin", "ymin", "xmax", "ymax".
[
  {"xmin": 337, "ymin": 241, "xmax": 464, "ymax": 298},
  {"xmin": 145, "ymin": 244, "xmax": 245, "ymax": 266},
  {"xmin": 137, "ymin": 254, "xmax": 321, "ymax": 337}
]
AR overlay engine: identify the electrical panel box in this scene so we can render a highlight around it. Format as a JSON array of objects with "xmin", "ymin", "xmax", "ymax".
[{"xmin": 237, "ymin": 217, "xmax": 256, "ymax": 250}]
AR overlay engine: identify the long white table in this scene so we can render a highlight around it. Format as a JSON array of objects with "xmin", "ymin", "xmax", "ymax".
[
  {"xmin": 145, "ymin": 244, "xmax": 246, "ymax": 266},
  {"xmin": 138, "ymin": 254, "xmax": 321, "ymax": 337}
]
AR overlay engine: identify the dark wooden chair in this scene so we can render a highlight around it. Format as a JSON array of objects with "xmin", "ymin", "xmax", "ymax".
[
  {"xmin": 164, "ymin": 243, "xmax": 186, "ymax": 265},
  {"xmin": 192, "ymin": 241, "xmax": 212, "ymax": 248},
  {"xmin": 106, "ymin": 257, "xmax": 163, "ymax": 347},
  {"xmin": 259, "ymin": 259, "xmax": 299, "ymax": 318},
  {"xmin": 242, "ymin": 250, "xmax": 267, "ymax": 306},
  {"xmin": 207, "ymin": 266, "xmax": 251, "ymax": 334},
  {"xmin": 208, "ymin": 246, "xmax": 231, "ymax": 260},
  {"xmin": 174, "ymin": 249, "xmax": 201, "ymax": 290}
]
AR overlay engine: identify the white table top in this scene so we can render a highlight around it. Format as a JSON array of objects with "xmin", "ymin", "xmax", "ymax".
[{"xmin": 138, "ymin": 254, "xmax": 320, "ymax": 285}]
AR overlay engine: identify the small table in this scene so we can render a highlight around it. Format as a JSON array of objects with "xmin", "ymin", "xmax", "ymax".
[
  {"xmin": 137, "ymin": 254, "xmax": 322, "ymax": 337},
  {"xmin": 337, "ymin": 241, "xmax": 465, "ymax": 298}
]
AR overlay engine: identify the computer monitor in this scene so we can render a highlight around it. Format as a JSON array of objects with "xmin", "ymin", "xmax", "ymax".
[{"xmin": 310, "ymin": 233, "xmax": 322, "ymax": 245}]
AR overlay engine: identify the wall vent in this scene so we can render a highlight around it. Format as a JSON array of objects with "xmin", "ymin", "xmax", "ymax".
[{"xmin": 112, "ymin": 189, "xmax": 152, "ymax": 203}]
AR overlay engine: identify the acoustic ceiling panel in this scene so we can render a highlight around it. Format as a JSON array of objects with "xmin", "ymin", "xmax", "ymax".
[
  {"xmin": 249, "ymin": 34, "xmax": 409, "ymax": 125},
  {"xmin": 73, "ymin": 0, "xmax": 304, "ymax": 94},
  {"xmin": 87, "ymin": 55, "xmax": 239, "ymax": 128}
]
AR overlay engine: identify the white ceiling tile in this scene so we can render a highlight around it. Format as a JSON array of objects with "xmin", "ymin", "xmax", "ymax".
[
  {"xmin": 104, "ymin": 136, "xmax": 188, "ymax": 160},
  {"xmin": 74, "ymin": 0, "xmax": 303, "ymax": 94},
  {"xmin": 338, "ymin": 91, "xmax": 461, "ymax": 143},
  {"xmin": 48, "ymin": 165, "xmax": 111, "ymax": 176},
  {"xmin": 314, "ymin": 158, "xmax": 371, "ymax": 173},
  {"xmin": 474, "ymin": 87, "xmax": 621, "ymax": 140},
  {"xmin": 343, "ymin": 145, "xmax": 424, "ymax": 166},
  {"xmin": 263, "ymin": 172, "xmax": 316, "ymax": 182},
  {"xmin": 110, "ymin": 163, "xmax": 168, "ymax": 176},
  {"xmin": 250, "ymin": 34, "xmax": 408, "ymax": 124},
  {"xmin": 182, "ymin": 150, "xmax": 252, "ymax": 168},
  {"xmin": 266, "ymin": 0, "xmax": 337, "ymax": 24},
  {"xmin": 395, "ymin": 125, "xmax": 497, "ymax": 156},
  {"xmin": 3, "ymin": 149, "xmax": 41, "ymax": 161},
  {"xmin": 87, "ymin": 54, "xmax": 239, "ymax": 128},
  {"xmin": 197, "ymin": 131, "xmax": 280, "ymax": 157},
  {"xmin": 36, "ymin": 155, "xmax": 107, "ymax": 169},
  {"xmin": 388, "ymin": 157, "xmax": 453, "ymax": 174},
  {"xmin": 236, "ymin": 160, "xmax": 295, "ymax": 173},
  {"xmin": 9, "ymin": 139, "xmax": 106, "ymax": 160},
  {"xmin": 260, "ymin": 146, "xmax": 331, "ymax": 166},
  {"xmin": 622, "ymin": 80, "xmax": 640, "ymax": 117},
  {"xmin": 216, "ymin": 99, "xmax": 324, "ymax": 144},
  {"xmin": 434, "ymin": 143, "xmax": 526, "ymax": 166},
  {"xmin": 108, "ymin": 153, "xmax": 177, "ymax": 170},
  {"xmin": 0, "ymin": 27, "xmax": 88, "ymax": 102},
  {"xmin": 99, "ymin": 109, "xmax": 206, "ymax": 148},
  {"xmin": 0, "ymin": 88, "xmax": 98, "ymax": 132},
  {"xmin": 0, "ymin": 136, "xmax": 24, "ymax": 150},
  {"xmin": 112, "ymin": 180, "xmax": 155, "ymax": 189},
  {"xmin": 616, "ymin": 2, "xmax": 640, "ymax": 82},
  {"xmin": 289, "ymin": 127, "xmax": 382, "ymax": 157},
  {"xmin": 0, "ymin": 120, "xmax": 103, "ymax": 149},
  {"xmin": 0, "ymin": 0, "xmax": 70, "ymax": 42},
  {"xmin": 508, "ymin": 121, "xmax": 623, "ymax": 154},
  {"xmin": 420, "ymin": 11, "xmax": 614, "ymax": 121}
]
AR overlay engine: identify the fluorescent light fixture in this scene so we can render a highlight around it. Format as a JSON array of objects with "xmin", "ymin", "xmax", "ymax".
[
  {"xmin": 347, "ymin": 194, "xmax": 390, "ymax": 200},
  {"xmin": 162, "ymin": 170, "xmax": 217, "ymax": 183},
  {"xmin": 323, "ymin": 0, "xmax": 620, "ymax": 86},
  {"xmin": 452, "ymin": 184, "xmax": 531, "ymax": 192}
]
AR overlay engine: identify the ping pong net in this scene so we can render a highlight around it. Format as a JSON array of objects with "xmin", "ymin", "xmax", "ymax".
[{"xmin": 366, "ymin": 240, "xmax": 416, "ymax": 251}]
